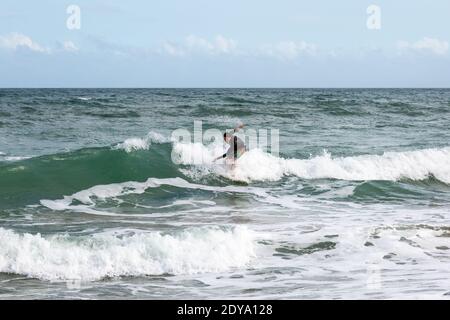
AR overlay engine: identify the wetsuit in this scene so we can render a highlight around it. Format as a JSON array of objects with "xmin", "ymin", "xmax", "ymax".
[{"xmin": 221, "ymin": 135, "xmax": 246, "ymax": 160}]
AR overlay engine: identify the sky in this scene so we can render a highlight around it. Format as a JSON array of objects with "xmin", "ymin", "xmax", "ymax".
[{"xmin": 0, "ymin": 0, "xmax": 449, "ymax": 87}]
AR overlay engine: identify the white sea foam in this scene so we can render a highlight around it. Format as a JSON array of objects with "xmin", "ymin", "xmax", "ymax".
[
  {"xmin": 113, "ymin": 131, "xmax": 168, "ymax": 153},
  {"xmin": 40, "ymin": 179, "xmax": 157, "ymax": 211},
  {"xmin": 114, "ymin": 137, "xmax": 150, "ymax": 152},
  {"xmin": 40, "ymin": 177, "xmax": 270, "ymax": 213},
  {"xmin": 172, "ymin": 141, "xmax": 224, "ymax": 165},
  {"xmin": 172, "ymin": 142, "xmax": 450, "ymax": 183},
  {"xmin": 0, "ymin": 226, "xmax": 256, "ymax": 281},
  {"xmin": 0, "ymin": 153, "xmax": 31, "ymax": 162},
  {"xmin": 3, "ymin": 156, "xmax": 31, "ymax": 161}
]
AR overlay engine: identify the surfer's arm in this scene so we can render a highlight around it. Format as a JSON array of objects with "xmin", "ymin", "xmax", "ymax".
[{"xmin": 213, "ymin": 153, "xmax": 227, "ymax": 162}]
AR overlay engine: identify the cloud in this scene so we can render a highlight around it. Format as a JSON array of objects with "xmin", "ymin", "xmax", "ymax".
[
  {"xmin": 0, "ymin": 33, "xmax": 80, "ymax": 55},
  {"xmin": 0, "ymin": 33, "xmax": 50, "ymax": 53},
  {"xmin": 214, "ymin": 35, "xmax": 237, "ymax": 54},
  {"xmin": 186, "ymin": 35, "xmax": 237, "ymax": 54},
  {"xmin": 162, "ymin": 35, "xmax": 237, "ymax": 56},
  {"xmin": 161, "ymin": 36, "xmax": 319, "ymax": 62},
  {"xmin": 261, "ymin": 41, "xmax": 317, "ymax": 60},
  {"xmin": 62, "ymin": 41, "xmax": 79, "ymax": 52},
  {"xmin": 161, "ymin": 42, "xmax": 185, "ymax": 57},
  {"xmin": 397, "ymin": 37, "xmax": 449, "ymax": 56},
  {"xmin": 161, "ymin": 35, "xmax": 319, "ymax": 61}
]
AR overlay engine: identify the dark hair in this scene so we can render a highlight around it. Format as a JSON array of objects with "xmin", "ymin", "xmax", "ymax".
[{"xmin": 223, "ymin": 132, "xmax": 229, "ymax": 140}]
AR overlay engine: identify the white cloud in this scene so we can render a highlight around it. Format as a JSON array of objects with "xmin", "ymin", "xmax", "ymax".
[
  {"xmin": 262, "ymin": 41, "xmax": 317, "ymax": 60},
  {"xmin": 397, "ymin": 37, "xmax": 449, "ymax": 56},
  {"xmin": 162, "ymin": 42, "xmax": 185, "ymax": 57},
  {"xmin": 185, "ymin": 35, "xmax": 237, "ymax": 54},
  {"xmin": 185, "ymin": 35, "xmax": 215, "ymax": 52},
  {"xmin": 0, "ymin": 33, "xmax": 80, "ymax": 54},
  {"xmin": 62, "ymin": 41, "xmax": 79, "ymax": 52},
  {"xmin": 211, "ymin": 35, "xmax": 237, "ymax": 54},
  {"xmin": 161, "ymin": 35, "xmax": 318, "ymax": 61},
  {"xmin": 162, "ymin": 35, "xmax": 237, "ymax": 56},
  {"xmin": 0, "ymin": 33, "xmax": 50, "ymax": 53}
]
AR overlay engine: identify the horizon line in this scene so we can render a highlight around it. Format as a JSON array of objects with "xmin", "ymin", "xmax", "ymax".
[{"xmin": 1, "ymin": 87, "xmax": 450, "ymax": 90}]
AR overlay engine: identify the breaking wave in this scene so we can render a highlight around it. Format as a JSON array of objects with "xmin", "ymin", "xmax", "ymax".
[{"xmin": 0, "ymin": 226, "xmax": 256, "ymax": 281}]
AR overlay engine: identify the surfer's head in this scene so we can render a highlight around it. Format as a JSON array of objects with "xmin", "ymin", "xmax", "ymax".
[{"xmin": 223, "ymin": 132, "xmax": 232, "ymax": 144}]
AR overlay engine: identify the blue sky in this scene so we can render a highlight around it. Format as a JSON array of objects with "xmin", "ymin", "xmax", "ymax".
[{"xmin": 1, "ymin": 0, "xmax": 449, "ymax": 87}]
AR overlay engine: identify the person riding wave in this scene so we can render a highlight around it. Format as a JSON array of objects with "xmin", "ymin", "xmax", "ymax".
[{"xmin": 213, "ymin": 123, "xmax": 246, "ymax": 166}]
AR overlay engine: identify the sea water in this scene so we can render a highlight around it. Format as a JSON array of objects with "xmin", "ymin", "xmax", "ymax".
[{"xmin": 1, "ymin": 88, "xmax": 450, "ymax": 299}]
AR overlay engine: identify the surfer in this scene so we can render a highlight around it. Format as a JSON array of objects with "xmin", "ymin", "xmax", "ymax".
[{"xmin": 213, "ymin": 124, "xmax": 246, "ymax": 167}]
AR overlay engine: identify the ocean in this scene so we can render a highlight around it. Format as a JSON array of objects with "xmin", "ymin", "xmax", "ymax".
[{"xmin": 1, "ymin": 88, "xmax": 450, "ymax": 299}]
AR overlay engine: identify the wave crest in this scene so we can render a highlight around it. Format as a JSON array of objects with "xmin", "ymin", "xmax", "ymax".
[
  {"xmin": 173, "ymin": 142, "xmax": 450, "ymax": 183},
  {"xmin": 0, "ymin": 226, "xmax": 256, "ymax": 281},
  {"xmin": 238, "ymin": 148, "xmax": 450, "ymax": 183},
  {"xmin": 113, "ymin": 131, "xmax": 168, "ymax": 153}
]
